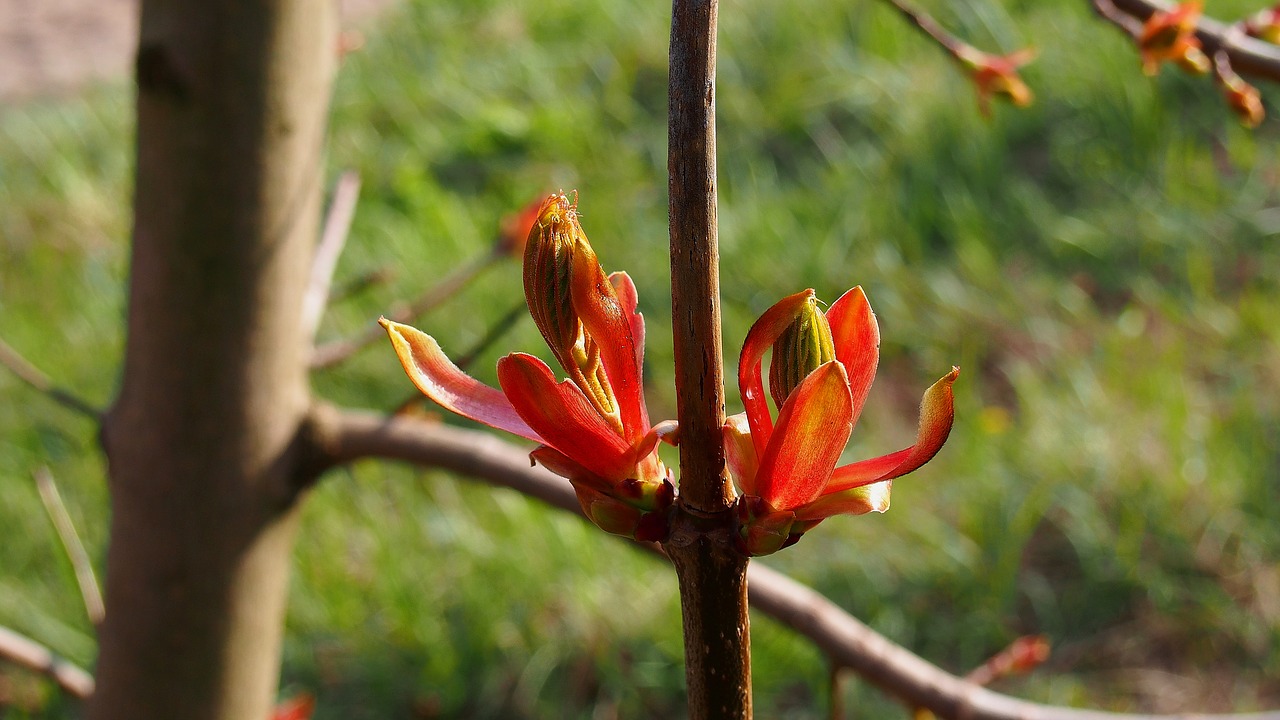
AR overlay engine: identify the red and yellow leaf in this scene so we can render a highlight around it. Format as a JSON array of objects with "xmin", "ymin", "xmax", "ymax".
[
  {"xmin": 382, "ymin": 319, "xmax": 543, "ymax": 443},
  {"xmin": 497, "ymin": 352, "xmax": 633, "ymax": 481},
  {"xmin": 572, "ymin": 240, "xmax": 648, "ymax": 443},
  {"xmin": 737, "ymin": 289, "xmax": 815, "ymax": 459},
  {"xmin": 754, "ymin": 362, "xmax": 853, "ymax": 510},
  {"xmin": 826, "ymin": 366, "xmax": 959, "ymax": 493},
  {"xmin": 793, "ymin": 480, "xmax": 892, "ymax": 522},
  {"xmin": 825, "ymin": 286, "xmax": 879, "ymax": 431}
]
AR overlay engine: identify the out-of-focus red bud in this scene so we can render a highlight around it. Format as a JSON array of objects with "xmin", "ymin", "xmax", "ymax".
[
  {"xmin": 1172, "ymin": 46, "xmax": 1210, "ymax": 75},
  {"xmin": 1243, "ymin": 5, "xmax": 1280, "ymax": 44},
  {"xmin": 1007, "ymin": 635, "xmax": 1052, "ymax": 673},
  {"xmin": 958, "ymin": 48, "xmax": 1036, "ymax": 117},
  {"xmin": 1224, "ymin": 80, "xmax": 1265, "ymax": 128},
  {"xmin": 1138, "ymin": 1, "xmax": 1206, "ymax": 76},
  {"xmin": 966, "ymin": 634, "xmax": 1052, "ymax": 687},
  {"xmin": 494, "ymin": 196, "xmax": 544, "ymax": 258},
  {"xmin": 1214, "ymin": 53, "xmax": 1265, "ymax": 128},
  {"xmin": 272, "ymin": 693, "xmax": 316, "ymax": 720},
  {"xmin": 337, "ymin": 31, "xmax": 365, "ymax": 58}
]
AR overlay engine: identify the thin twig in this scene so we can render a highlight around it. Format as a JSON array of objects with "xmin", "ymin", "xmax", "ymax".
[
  {"xmin": 963, "ymin": 636, "xmax": 1050, "ymax": 688},
  {"xmin": 1091, "ymin": 0, "xmax": 1144, "ymax": 38},
  {"xmin": 883, "ymin": 0, "xmax": 971, "ymax": 58},
  {"xmin": 309, "ymin": 403, "xmax": 582, "ymax": 511},
  {"xmin": 452, "ymin": 301, "xmax": 527, "ymax": 371},
  {"xmin": 914, "ymin": 635, "xmax": 1051, "ymax": 718},
  {"xmin": 0, "ymin": 624, "xmax": 94, "ymax": 700},
  {"xmin": 329, "ymin": 266, "xmax": 395, "ymax": 304},
  {"xmin": 34, "ymin": 467, "xmax": 105, "ymax": 627},
  {"xmin": 0, "ymin": 337, "xmax": 100, "ymax": 420},
  {"xmin": 310, "ymin": 253, "xmax": 498, "ymax": 369},
  {"xmin": 310, "ymin": 404, "xmax": 1280, "ymax": 720},
  {"xmin": 301, "ymin": 170, "xmax": 362, "ymax": 344},
  {"xmin": 830, "ymin": 664, "xmax": 847, "ymax": 720}
]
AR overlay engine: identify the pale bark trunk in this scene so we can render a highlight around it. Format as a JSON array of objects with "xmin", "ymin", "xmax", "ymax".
[{"xmin": 91, "ymin": 1, "xmax": 336, "ymax": 718}]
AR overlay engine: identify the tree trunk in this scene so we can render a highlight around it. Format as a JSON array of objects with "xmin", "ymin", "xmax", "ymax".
[{"xmin": 91, "ymin": 1, "xmax": 336, "ymax": 718}]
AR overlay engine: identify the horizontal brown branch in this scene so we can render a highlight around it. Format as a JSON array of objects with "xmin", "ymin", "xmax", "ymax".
[
  {"xmin": 311, "ymin": 404, "xmax": 1280, "ymax": 720},
  {"xmin": 308, "ymin": 403, "xmax": 578, "ymax": 510}
]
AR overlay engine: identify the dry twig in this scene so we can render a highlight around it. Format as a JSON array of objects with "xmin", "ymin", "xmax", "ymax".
[
  {"xmin": 0, "ymin": 338, "xmax": 100, "ymax": 420},
  {"xmin": 0, "ymin": 625, "xmax": 94, "ymax": 700},
  {"xmin": 301, "ymin": 170, "xmax": 362, "ymax": 344},
  {"xmin": 1091, "ymin": 0, "xmax": 1145, "ymax": 37},
  {"xmin": 310, "ymin": 253, "xmax": 498, "ymax": 369},
  {"xmin": 34, "ymin": 467, "xmax": 105, "ymax": 626},
  {"xmin": 884, "ymin": 0, "xmax": 971, "ymax": 58}
]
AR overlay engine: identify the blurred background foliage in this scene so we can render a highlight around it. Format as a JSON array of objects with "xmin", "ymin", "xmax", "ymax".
[{"xmin": 2, "ymin": 0, "xmax": 1279, "ymax": 716}]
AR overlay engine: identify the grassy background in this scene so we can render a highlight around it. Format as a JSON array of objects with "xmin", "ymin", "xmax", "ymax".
[{"xmin": 2, "ymin": 0, "xmax": 1280, "ymax": 716}]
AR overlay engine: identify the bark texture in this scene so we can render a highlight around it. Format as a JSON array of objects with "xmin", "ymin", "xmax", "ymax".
[
  {"xmin": 666, "ymin": 518, "xmax": 752, "ymax": 719},
  {"xmin": 667, "ymin": 0, "xmax": 752, "ymax": 717},
  {"xmin": 668, "ymin": 0, "xmax": 728, "ymax": 515},
  {"xmin": 91, "ymin": 1, "xmax": 336, "ymax": 718}
]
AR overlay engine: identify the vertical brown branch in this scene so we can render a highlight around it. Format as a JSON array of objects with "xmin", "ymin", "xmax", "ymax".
[
  {"xmin": 667, "ymin": 0, "xmax": 752, "ymax": 717},
  {"xmin": 668, "ymin": 0, "xmax": 727, "ymax": 512}
]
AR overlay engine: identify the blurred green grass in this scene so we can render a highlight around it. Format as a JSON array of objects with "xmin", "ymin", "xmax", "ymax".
[{"xmin": 3, "ymin": 0, "xmax": 1280, "ymax": 716}]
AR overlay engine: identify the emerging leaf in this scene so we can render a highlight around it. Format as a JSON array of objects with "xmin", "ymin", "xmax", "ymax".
[{"xmin": 768, "ymin": 294, "xmax": 836, "ymax": 409}]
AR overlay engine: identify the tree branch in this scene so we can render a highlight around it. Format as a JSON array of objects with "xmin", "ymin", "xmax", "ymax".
[
  {"xmin": 0, "ymin": 624, "xmax": 95, "ymax": 701},
  {"xmin": 667, "ymin": 1, "xmax": 751, "ymax": 715},
  {"xmin": 309, "ymin": 406, "xmax": 1280, "ymax": 720},
  {"xmin": 301, "ymin": 170, "xmax": 362, "ymax": 346},
  {"xmin": 883, "ymin": 0, "xmax": 972, "ymax": 59},
  {"xmin": 34, "ymin": 467, "xmax": 105, "ymax": 627},
  {"xmin": 1091, "ymin": 0, "xmax": 1144, "ymax": 37},
  {"xmin": 668, "ymin": 0, "xmax": 730, "ymax": 515},
  {"xmin": 307, "ymin": 404, "xmax": 581, "ymax": 510},
  {"xmin": 310, "ymin": 253, "xmax": 498, "ymax": 370},
  {"xmin": 0, "ymin": 337, "xmax": 101, "ymax": 420},
  {"xmin": 748, "ymin": 565, "xmax": 1280, "ymax": 720},
  {"xmin": 1101, "ymin": 0, "xmax": 1280, "ymax": 81}
]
